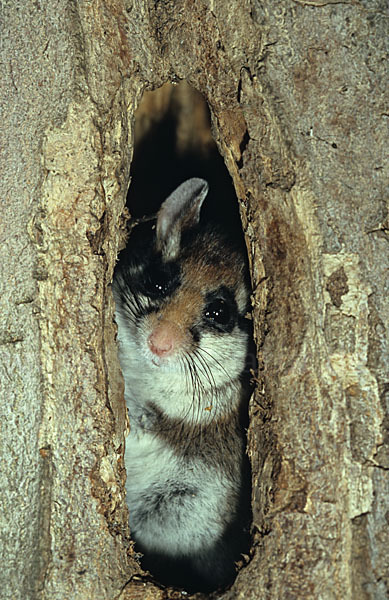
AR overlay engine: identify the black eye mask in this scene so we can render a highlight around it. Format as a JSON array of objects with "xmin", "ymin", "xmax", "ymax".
[
  {"xmin": 138, "ymin": 258, "xmax": 181, "ymax": 300},
  {"xmin": 202, "ymin": 287, "xmax": 238, "ymax": 334}
]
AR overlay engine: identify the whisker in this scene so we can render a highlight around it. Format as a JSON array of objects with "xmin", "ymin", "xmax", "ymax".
[
  {"xmin": 187, "ymin": 355, "xmax": 202, "ymax": 430},
  {"xmin": 186, "ymin": 351, "xmax": 219, "ymax": 429},
  {"xmin": 196, "ymin": 346, "xmax": 232, "ymax": 381},
  {"xmin": 193, "ymin": 349, "xmax": 217, "ymax": 391},
  {"xmin": 193, "ymin": 350, "xmax": 219, "ymax": 397}
]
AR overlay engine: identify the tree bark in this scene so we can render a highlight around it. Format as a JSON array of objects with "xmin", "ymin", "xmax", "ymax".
[{"xmin": 1, "ymin": 1, "xmax": 387, "ymax": 599}]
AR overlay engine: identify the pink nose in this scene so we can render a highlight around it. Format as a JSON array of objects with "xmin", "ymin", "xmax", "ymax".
[{"xmin": 148, "ymin": 322, "xmax": 183, "ymax": 357}]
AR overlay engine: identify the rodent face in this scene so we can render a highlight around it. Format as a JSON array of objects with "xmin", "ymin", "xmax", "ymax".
[{"xmin": 113, "ymin": 224, "xmax": 250, "ymax": 423}]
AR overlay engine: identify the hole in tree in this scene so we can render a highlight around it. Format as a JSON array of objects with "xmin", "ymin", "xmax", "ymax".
[
  {"xmin": 114, "ymin": 82, "xmax": 254, "ymax": 594},
  {"xmin": 127, "ymin": 82, "xmax": 240, "ymax": 231}
]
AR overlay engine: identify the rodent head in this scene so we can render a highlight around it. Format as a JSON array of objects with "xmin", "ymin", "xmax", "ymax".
[{"xmin": 113, "ymin": 178, "xmax": 251, "ymax": 422}]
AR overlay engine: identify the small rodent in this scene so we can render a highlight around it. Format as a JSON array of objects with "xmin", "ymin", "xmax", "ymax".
[{"xmin": 113, "ymin": 178, "xmax": 252, "ymax": 592}]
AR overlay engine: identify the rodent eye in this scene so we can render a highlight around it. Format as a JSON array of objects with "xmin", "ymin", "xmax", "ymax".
[
  {"xmin": 143, "ymin": 270, "xmax": 169, "ymax": 298},
  {"xmin": 204, "ymin": 299, "xmax": 231, "ymax": 327},
  {"xmin": 148, "ymin": 275, "xmax": 169, "ymax": 296},
  {"xmin": 141, "ymin": 261, "xmax": 180, "ymax": 299}
]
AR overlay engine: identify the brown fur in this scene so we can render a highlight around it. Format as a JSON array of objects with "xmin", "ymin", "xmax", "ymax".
[{"xmin": 148, "ymin": 399, "xmax": 246, "ymax": 481}]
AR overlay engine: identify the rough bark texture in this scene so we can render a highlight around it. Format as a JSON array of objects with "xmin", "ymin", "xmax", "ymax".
[{"xmin": 1, "ymin": 1, "xmax": 387, "ymax": 600}]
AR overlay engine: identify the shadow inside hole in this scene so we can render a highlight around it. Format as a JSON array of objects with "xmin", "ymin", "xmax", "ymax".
[{"xmin": 127, "ymin": 82, "xmax": 241, "ymax": 233}]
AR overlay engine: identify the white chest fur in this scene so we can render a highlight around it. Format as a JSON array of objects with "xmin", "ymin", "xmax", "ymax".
[{"xmin": 124, "ymin": 422, "xmax": 230, "ymax": 557}]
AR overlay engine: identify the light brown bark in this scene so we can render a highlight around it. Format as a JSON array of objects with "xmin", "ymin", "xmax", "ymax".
[{"xmin": 1, "ymin": 1, "xmax": 387, "ymax": 599}]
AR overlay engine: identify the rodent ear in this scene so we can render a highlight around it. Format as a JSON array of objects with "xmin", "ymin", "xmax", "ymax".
[{"xmin": 156, "ymin": 177, "xmax": 209, "ymax": 261}]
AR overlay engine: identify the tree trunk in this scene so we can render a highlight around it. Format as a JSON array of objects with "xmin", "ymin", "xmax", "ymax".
[{"xmin": 1, "ymin": 1, "xmax": 387, "ymax": 599}]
